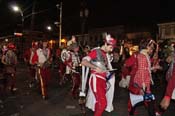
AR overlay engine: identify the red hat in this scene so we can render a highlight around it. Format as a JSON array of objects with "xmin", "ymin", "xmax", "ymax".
[
  {"xmin": 7, "ymin": 43, "xmax": 16, "ymax": 50},
  {"xmin": 32, "ymin": 42, "xmax": 38, "ymax": 48},
  {"xmin": 105, "ymin": 34, "xmax": 117, "ymax": 47}
]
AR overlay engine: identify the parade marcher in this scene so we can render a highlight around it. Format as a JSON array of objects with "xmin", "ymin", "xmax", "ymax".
[
  {"xmin": 80, "ymin": 34, "xmax": 116, "ymax": 116},
  {"xmin": 120, "ymin": 46, "xmax": 140, "ymax": 113},
  {"xmin": 60, "ymin": 47, "xmax": 72, "ymax": 83},
  {"xmin": 41, "ymin": 41, "xmax": 52, "ymax": 83},
  {"xmin": 65, "ymin": 43, "xmax": 81, "ymax": 98},
  {"xmin": 67, "ymin": 35, "xmax": 77, "ymax": 47},
  {"xmin": 56, "ymin": 47, "xmax": 61, "ymax": 61},
  {"xmin": 24, "ymin": 47, "xmax": 32, "ymax": 65},
  {"xmin": 160, "ymin": 67, "xmax": 175, "ymax": 110},
  {"xmin": 0, "ymin": 44, "xmax": 7, "ymax": 98},
  {"xmin": 159, "ymin": 43, "xmax": 175, "ymax": 112},
  {"xmin": 151, "ymin": 44, "xmax": 162, "ymax": 87},
  {"xmin": 56, "ymin": 47, "xmax": 66, "ymax": 85},
  {"xmin": 83, "ymin": 45, "xmax": 90, "ymax": 56},
  {"xmin": 120, "ymin": 46, "xmax": 139, "ymax": 89},
  {"xmin": 26, "ymin": 42, "xmax": 38, "ymax": 88},
  {"xmin": 1, "ymin": 43, "xmax": 17, "ymax": 94},
  {"xmin": 32, "ymin": 41, "xmax": 52, "ymax": 99},
  {"xmin": 128, "ymin": 39, "xmax": 161, "ymax": 116}
]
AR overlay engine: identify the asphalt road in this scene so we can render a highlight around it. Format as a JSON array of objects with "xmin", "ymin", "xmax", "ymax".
[{"xmin": 0, "ymin": 62, "xmax": 175, "ymax": 116}]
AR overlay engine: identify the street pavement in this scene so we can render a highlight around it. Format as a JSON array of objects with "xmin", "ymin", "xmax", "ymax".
[{"xmin": 0, "ymin": 62, "xmax": 175, "ymax": 116}]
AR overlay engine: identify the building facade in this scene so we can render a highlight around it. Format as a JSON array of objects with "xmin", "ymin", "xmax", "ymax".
[
  {"xmin": 158, "ymin": 22, "xmax": 175, "ymax": 42},
  {"xmin": 76, "ymin": 25, "xmax": 125, "ymax": 47}
]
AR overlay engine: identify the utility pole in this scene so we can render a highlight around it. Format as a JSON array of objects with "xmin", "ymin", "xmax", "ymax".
[
  {"xmin": 30, "ymin": 0, "xmax": 36, "ymax": 31},
  {"xmin": 59, "ymin": 2, "xmax": 62, "ymax": 47},
  {"xmin": 56, "ymin": 2, "xmax": 62, "ymax": 47},
  {"xmin": 80, "ymin": 0, "xmax": 89, "ymax": 46}
]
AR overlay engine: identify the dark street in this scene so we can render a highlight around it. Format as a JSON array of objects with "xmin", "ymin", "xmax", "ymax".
[{"xmin": 0, "ymin": 62, "xmax": 175, "ymax": 116}]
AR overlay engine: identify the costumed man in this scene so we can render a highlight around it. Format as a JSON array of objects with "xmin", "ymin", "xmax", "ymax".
[
  {"xmin": 60, "ymin": 46, "xmax": 72, "ymax": 83},
  {"xmin": 82, "ymin": 45, "xmax": 91, "ymax": 57},
  {"xmin": 65, "ymin": 43, "xmax": 81, "ymax": 98},
  {"xmin": 27, "ymin": 42, "xmax": 38, "ymax": 88},
  {"xmin": 61, "ymin": 35, "xmax": 78, "ymax": 84},
  {"xmin": 0, "ymin": 44, "xmax": 8, "ymax": 97},
  {"xmin": 160, "ymin": 67, "xmax": 175, "ymax": 110},
  {"xmin": 1, "ymin": 43, "xmax": 17, "ymax": 94},
  {"xmin": 128, "ymin": 39, "xmax": 161, "ymax": 116},
  {"xmin": 41, "ymin": 41, "xmax": 52, "ymax": 85},
  {"xmin": 56, "ymin": 47, "xmax": 66, "ymax": 85},
  {"xmin": 33, "ymin": 41, "xmax": 51, "ymax": 99},
  {"xmin": 67, "ymin": 35, "xmax": 77, "ymax": 47},
  {"xmin": 120, "ymin": 46, "xmax": 139, "ymax": 112},
  {"xmin": 80, "ymin": 34, "xmax": 116, "ymax": 116},
  {"xmin": 160, "ymin": 43, "xmax": 175, "ymax": 112}
]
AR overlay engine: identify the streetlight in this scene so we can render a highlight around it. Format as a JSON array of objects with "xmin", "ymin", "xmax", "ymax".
[
  {"xmin": 12, "ymin": 5, "xmax": 24, "ymax": 31},
  {"xmin": 12, "ymin": 5, "xmax": 25, "ymax": 61},
  {"xmin": 46, "ymin": 26, "xmax": 52, "ymax": 31},
  {"xmin": 56, "ymin": 2, "xmax": 62, "ymax": 47},
  {"xmin": 12, "ymin": 4, "xmax": 49, "ymax": 32}
]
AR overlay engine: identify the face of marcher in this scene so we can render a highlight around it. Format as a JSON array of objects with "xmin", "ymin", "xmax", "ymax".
[
  {"xmin": 43, "ymin": 42, "xmax": 48, "ymax": 48},
  {"xmin": 3, "ymin": 45, "xmax": 7, "ymax": 49},
  {"xmin": 147, "ymin": 43, "xmax": 154, "ymax": 55},
  {"xmin": 72, "ymin": 36, "xmax": 76, "ymax": 42},
  {"xmin": 113, "ymin": 52, "xmax": 120, "ymax": 62},
  {"xmin": 106, "ymin": 45, "xmax": 114, "ymax": 53}
]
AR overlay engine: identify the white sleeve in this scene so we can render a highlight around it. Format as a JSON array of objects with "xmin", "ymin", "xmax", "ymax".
[{"xmin": 82, "ymin": 56, "xmax": 91, "ymax": 61}]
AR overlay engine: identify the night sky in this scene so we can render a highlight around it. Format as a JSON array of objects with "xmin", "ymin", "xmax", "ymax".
[{"xmin": 0, "ymin": 0, "xmax": 175, "ymax": 36}]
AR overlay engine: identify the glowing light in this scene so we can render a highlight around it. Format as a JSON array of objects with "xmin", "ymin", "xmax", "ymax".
[
  {"xmin": 61, "ymin": 38, "xmax": 66, "ymax": 43},
  {"xmin": 47, "ymin": 26, "xmax": 52, "ymax": 31},
  {"xmin": 5, "ymin": 39, "xmax": 8, "ymax": 42},
  {"xmin": 12, "ymin": 6, "xmax": 20, "ymax": 12},
  {"xmin": 14, "ymin": 32, "xmax": 23, "ymax": 36}
]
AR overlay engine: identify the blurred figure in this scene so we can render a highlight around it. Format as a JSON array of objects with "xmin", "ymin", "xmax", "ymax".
[
  {"xmin": 67, "ymin": 35, "xmax": 77, "ymax": 47},
  {"xmin": 83, "ymin": 45, "xmax": 90, "ymax": 56},
  {"xmin": 65, "ymin": 43, "xmax": 81, "ymax": 98},
  {"xmin": 160, "ymin": 43, "xmax": 175, "ymax": 113},
  {"xmin": 0, "ymin": 44, "xmax": 7, "ymax": 99},
  {"xmin": 60, "ymin": 47, "xmax": 72, "ymax": 83},
  {"xmin": 26, "ymin": 42, "xmax": 38, "ymax": 88},
  {"xmin": 1, "ymin": 43, "xmax": 17, "ymax": 94},
  {"xmin": 56, "ymin": 47, "xmax": 66, "ymax": 85}
]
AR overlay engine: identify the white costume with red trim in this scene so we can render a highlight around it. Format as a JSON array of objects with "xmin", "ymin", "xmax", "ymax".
[
  {"xmin": 37, "ymin": 48, "xmax": 47, "ymax": 65},
  {"xmin": 31, "ymin": 47, "xmax": 51, "ymax": 98},
  {"xmin": 81, "ymin": 35, "xmax": 116, "ymax": 116},
  {"xmin": 82, "ymin": 48, "xmax": 115, "ymax": 114}
]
